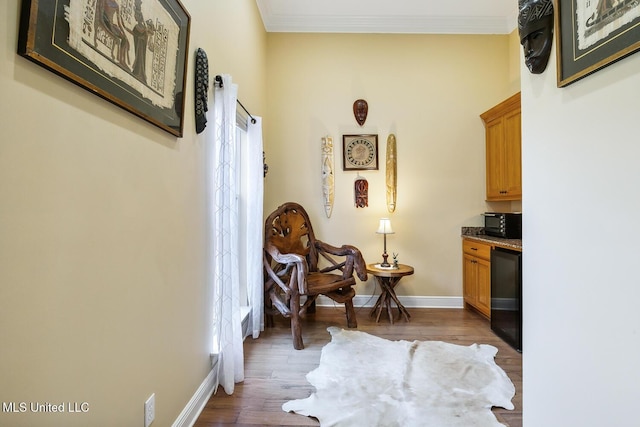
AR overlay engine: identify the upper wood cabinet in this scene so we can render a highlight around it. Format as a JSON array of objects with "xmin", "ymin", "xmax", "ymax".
[{"xmin": 480, "ymin": 93, "xmax": 522, "ymax": 201}]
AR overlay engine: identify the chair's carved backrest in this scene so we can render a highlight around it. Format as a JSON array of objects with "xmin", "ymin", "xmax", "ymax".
[{"xmin": 264, "ymin": 203, "xmax": 319, "ymax": 271}]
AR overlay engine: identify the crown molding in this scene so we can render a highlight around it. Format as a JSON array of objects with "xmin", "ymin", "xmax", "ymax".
[
  {"xmin": 262, "ymin": 15, "xmax": 516, "ymax": 35},
  {"xmin": 256, "ymin": 1, "xmax": 518, "ymax": 35}
]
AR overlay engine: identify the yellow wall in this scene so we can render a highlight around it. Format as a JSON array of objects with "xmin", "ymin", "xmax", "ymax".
[
  {"xmin": 265, "ymin": 32, "xmax": 519, "ymax": 298},
  {"xmin": 508, "ymin": 29, "xmax": 522, "ymax": 97},
  {"xmin": 0, "ymin": 1, "xmax": 265, "ymax": 426}
]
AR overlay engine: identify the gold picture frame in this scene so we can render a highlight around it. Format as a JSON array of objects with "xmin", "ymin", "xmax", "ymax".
[
  {"xmin": 556, "ymin": 0, "xmax": 640, "ymax": 87},
  {"xmin": 18, "ymin": 0, "xmax": 191, "ymax": 137},
  {"xmin": 342, "ymin": 134, "xmax": 378, "ymax": 171}
]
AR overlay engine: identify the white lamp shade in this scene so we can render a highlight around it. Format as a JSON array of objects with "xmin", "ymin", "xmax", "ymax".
[{"xmin": 376, "ymin": 218, "xmax": 394, "ymax": 234}]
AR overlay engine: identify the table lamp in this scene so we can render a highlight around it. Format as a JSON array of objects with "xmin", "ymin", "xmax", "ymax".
[{"xmin": 376, "ymin": 218, "xmax": 394, "ymax": 267}]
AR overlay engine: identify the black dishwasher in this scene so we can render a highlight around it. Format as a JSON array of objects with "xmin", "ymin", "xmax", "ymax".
[{"xmin": 490, "ymin": 247, "xmax": 522, "ymax": 352}]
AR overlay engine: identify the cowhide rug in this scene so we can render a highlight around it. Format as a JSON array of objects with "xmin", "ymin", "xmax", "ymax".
[{"xmin": 282, "ymin": 327, "xmax": 515, "ymax": 427}]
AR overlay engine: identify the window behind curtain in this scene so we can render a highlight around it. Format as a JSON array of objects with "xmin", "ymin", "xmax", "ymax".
[{"xmin": 236, "ymin": 111, "xmax": 251, "ymax": 335}]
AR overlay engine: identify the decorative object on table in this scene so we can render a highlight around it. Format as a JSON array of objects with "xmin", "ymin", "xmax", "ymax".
[
  {"xmin": 321, "ymin": 136, "xmax": 335, "ymax": 217},
  {"xmin": 194, "ymin": 48, "xmax": 209, "ymax": 134},
  {"xmin": 263, "ymin": 203, "xmax": 368, "ymax": 350},
  {"xmin": 386, "ymin": 133, "xmax": 397, "ymax": 213},
  {"xmin": 517, "ymin": 0, "xmax": 554, "ymax": 74},
  {"xmin": 353, "ymin": 99, "xmax": 368, "ymax": 126},
  {"xmin": 342, "ymin": 134, "xmax": 378, "ymax": 171},
  {"xmin": 354, "ymin": 175, "xmax": 368, "ymax": 208},
  {"xmin": 556, "ymin": 0, "xmax": 640, "ymax": 87},
  {"xmin": 283, "ymin": 327, "xmax": 515, "ymax": 426},
  {"xmin": 17, "ymin": 0, "xmax": 191, "ymax": 137},
  {"xmin": 392, "ymin": 253, "xmax": 399, "ymax": 269},
  {"xmin": 376, "ymin": 218, "xmax": 394, "ymax": 267}
]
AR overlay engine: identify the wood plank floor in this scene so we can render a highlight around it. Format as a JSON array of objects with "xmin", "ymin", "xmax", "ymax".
[{"xmin": 194, "ymin": 305, "xmax": 522, "ymax": 427}]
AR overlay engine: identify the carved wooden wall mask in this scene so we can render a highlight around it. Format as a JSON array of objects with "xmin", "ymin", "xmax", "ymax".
[
  {"xmin": 353, "ymin": 99, "xmax": 368, "ymax": 126},
  {"xmin": 518, "ymin": 0, "xmax": 554, "ymax": 74},
  {"xmin": 354, "ymin": 177, "xmax": 368, "ymax": 208}
]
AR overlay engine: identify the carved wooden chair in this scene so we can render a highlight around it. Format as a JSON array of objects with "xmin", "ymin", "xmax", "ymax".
[{"xmin": 263, "ymin": 202, "xmax": 368, "ymax": 349}]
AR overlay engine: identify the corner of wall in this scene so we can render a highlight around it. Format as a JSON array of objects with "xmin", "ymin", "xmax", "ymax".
[{"xmin": 508, "ymin": 29, "xmax": 522, "ymax": 95}]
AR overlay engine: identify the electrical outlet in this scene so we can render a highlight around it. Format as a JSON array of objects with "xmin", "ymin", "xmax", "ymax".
[{"xmin": 144, "ymin": 393, "xmax": 155, "ymax": 427}]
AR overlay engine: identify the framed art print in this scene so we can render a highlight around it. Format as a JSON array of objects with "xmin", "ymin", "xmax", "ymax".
[
  {"xmin": 18, "ymin": 0, "xmax": 191, "ymax": 137},
  {"xmin": 342, "ymin": 134, "xmax": 378, "ymax": 171},
  {"xmin": 556, "ymin": 0, "xmax": 640, "ymax": 87}
]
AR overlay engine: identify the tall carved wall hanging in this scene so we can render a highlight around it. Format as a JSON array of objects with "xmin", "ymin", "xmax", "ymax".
[
  {"xmin": 194, "ymin": 48, "xmax": 209, "ymax": 134},
  {"xmin": 321, "ymin": 136, "xmax": 335, "ymax": 218},
  {"xmin": 386, "ymin": 134, "xmax": 397, "ymax": 213}
]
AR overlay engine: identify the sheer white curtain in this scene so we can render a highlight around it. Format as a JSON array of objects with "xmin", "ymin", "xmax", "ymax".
[
  {"xmin": 207, "ymin": 74, "xmax": 264, "ymax": 394},
  {"xmin": 209, "ymin": 74, "xmax": 243, "ymax": 394},
  {"xmin": 246, "ymin": 118, "xmax": 264, "ymax": 339}
]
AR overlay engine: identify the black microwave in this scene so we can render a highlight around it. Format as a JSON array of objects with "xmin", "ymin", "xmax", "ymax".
[{"xmin": 483, "ymin": 212, "xmax": 522, "ymax": 239}]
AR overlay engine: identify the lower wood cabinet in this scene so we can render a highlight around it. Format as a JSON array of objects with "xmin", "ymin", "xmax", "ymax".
[{"xmin": 462, "ymin": 239, "xmax": 492, "ymax": 318}]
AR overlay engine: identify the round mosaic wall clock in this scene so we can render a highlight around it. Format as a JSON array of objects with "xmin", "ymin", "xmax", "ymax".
[{"xmin": 342, "ymin": 134, "xmax": 378, "ymax": 171}]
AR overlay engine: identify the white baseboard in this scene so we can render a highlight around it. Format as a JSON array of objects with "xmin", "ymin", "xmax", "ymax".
[
  {"xmin": 174, "ymin": 309, "xmax": 251, "ymax": 427},
  {"xmin": 171, "ymin": 367, "xmax": 216, "ymax": 427},
  {"xmin": 316, "ymin": 295, "xmax": 464, "ymax": 309}
]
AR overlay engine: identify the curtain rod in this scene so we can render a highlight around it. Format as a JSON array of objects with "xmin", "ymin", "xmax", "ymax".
[{"xmin": 214, "ymin": 75, "xmax": 257, "ymax": 124}]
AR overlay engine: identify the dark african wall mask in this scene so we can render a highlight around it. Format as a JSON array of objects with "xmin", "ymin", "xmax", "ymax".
[
  {"xmin": 194, "ymin": 48, "xmax": 209, "ymax": 134},
  {"xmin": 353, "ymin": 99, "xmax": 368, "ymax": 126},
  {"xmin": 518, "ymin": 0, "xmax": 554, "ymax": 74}
]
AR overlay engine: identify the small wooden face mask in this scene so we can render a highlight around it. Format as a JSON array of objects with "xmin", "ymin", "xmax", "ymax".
[{"xmin": 353, "ymin": 99, "xmax": 368, "ymax": 126}]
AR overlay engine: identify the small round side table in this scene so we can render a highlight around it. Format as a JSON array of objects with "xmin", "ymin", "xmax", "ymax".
[{"xmin": 366, "ymin": 263, "xmax": 414, "ymax": 324}]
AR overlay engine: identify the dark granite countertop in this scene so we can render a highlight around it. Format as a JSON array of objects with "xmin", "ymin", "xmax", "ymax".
[{"xmin": 461, "ymin": 227, "xmax": 522, "ymax": 251}]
